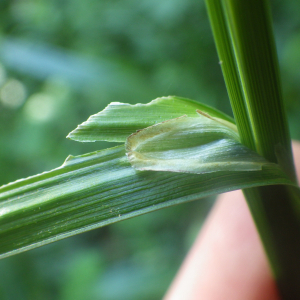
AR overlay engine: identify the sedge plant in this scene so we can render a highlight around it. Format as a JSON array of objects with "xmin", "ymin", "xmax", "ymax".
[{"xmin": 0, "ymin": 0, "xmax": 299, "ymax": 298}]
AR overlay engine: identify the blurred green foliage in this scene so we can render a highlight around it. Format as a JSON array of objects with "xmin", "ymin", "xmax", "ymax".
[{"xmin": 0, "ymin": 0, "xmax": 299, "ymax": 299}]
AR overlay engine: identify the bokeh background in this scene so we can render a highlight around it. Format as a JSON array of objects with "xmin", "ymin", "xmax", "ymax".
[{"xmin": 0, "ymin": 0, "xmax": 299, "ymax": 299}]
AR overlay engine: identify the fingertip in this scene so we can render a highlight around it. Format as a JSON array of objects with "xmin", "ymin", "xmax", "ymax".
[{"xmin": 165, "ymin": 191, "xmax": 279, "ymax": 300}]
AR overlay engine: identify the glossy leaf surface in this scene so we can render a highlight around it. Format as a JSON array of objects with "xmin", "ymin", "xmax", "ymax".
[
  {"xmin": 67, "ymin": 96, "xmax": 235, "ymax": 143},
  {"xmin": 0, "ymin": 144, "xmax": 293, "ymax": 259}
]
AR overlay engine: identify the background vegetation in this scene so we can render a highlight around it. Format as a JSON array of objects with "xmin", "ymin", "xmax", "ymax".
[{"xmin": 0, "ymin": 0, "xmax": 299, "ymax": 299}]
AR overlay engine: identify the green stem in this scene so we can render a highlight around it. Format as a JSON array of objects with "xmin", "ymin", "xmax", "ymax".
[
  {"xmin": 222, "ymin": 0, "xmax": 296, "ymax": 182},
  {"xmin": 205, "ymin": 0, "xmax": 300, "ymax": 298},
  {"xmin": 204, "ymin": 0, "xmax": 255, "ymax": 150},
  {"xmin": 244, "ymin": 186, "xmax": 300, "ymax": 299}
]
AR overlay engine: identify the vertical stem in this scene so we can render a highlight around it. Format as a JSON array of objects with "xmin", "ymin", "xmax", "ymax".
[
  {"xmin": 243, "ymin": 186, "xmax": 300, "ymax": 299},
  {"xmin": 205, "ymin": 0, "xmax": 255, "ymax": 150},
  {"xmin": 222, "ymin": 0, "xmax": 296, "ymax": 182},
  {"xmin": 205, "ymin": 0, "xmax": 300, "ymax": 298}
]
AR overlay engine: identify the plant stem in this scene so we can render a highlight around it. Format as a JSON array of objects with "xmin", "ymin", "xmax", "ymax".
[
  {"xmin": 204, "ymin": 0, "xmax": 255, "ymax": 150},
  {"xmin": 205, "ymin": 0, "xmax": 300, "ymax": 298},
  {"xmin": 244, "ymin": 186, "xmax": 300, "ymax": 299},
  {"xmin": 222, "ymin": 0, "xmax": 296, "ymax": 182}
]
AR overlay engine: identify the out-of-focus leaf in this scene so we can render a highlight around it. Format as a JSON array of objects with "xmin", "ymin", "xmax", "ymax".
[
  {"xmin": 0, "ymin": 145, "xmax": 293, "ymax": 259},
  {"xmin": 67, "ymin": 96, "xmax": 235, "ymax": 143},
  {"xmin": 126, "ymin": 114, "xmax": 269, "ymax": 173}
]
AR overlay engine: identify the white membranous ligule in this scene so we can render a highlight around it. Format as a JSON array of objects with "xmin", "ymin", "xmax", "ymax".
[{"xmin": 126, "ymin": 113, "xmax": 270, "ymax": 174}]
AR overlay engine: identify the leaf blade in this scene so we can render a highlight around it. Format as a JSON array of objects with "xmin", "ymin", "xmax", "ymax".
[
  {"xmin": 67, "ymin": 96, "xmax": 235, "ymax": 143},
  {"xmin": 0, "ymin": 145, "xmax": 294, "ymax": 259}
]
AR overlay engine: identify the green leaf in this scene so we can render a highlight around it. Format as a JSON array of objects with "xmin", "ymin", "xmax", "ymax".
[
  {"xmin": 126, "ymin": 114, "xmax": 270, "ymax": 174},
  {"xmin": 0, "ymin": 145, "xmax": 293, "ymax": 259},
  {"xmin": 67, "ymin": 96, "xmax": 235, "ymax": 143}
]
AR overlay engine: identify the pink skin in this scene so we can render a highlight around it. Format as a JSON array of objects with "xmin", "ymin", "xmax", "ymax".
[{"xmin": 165, "ymin": 141, "xmax": 300, "ymax": 300}]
